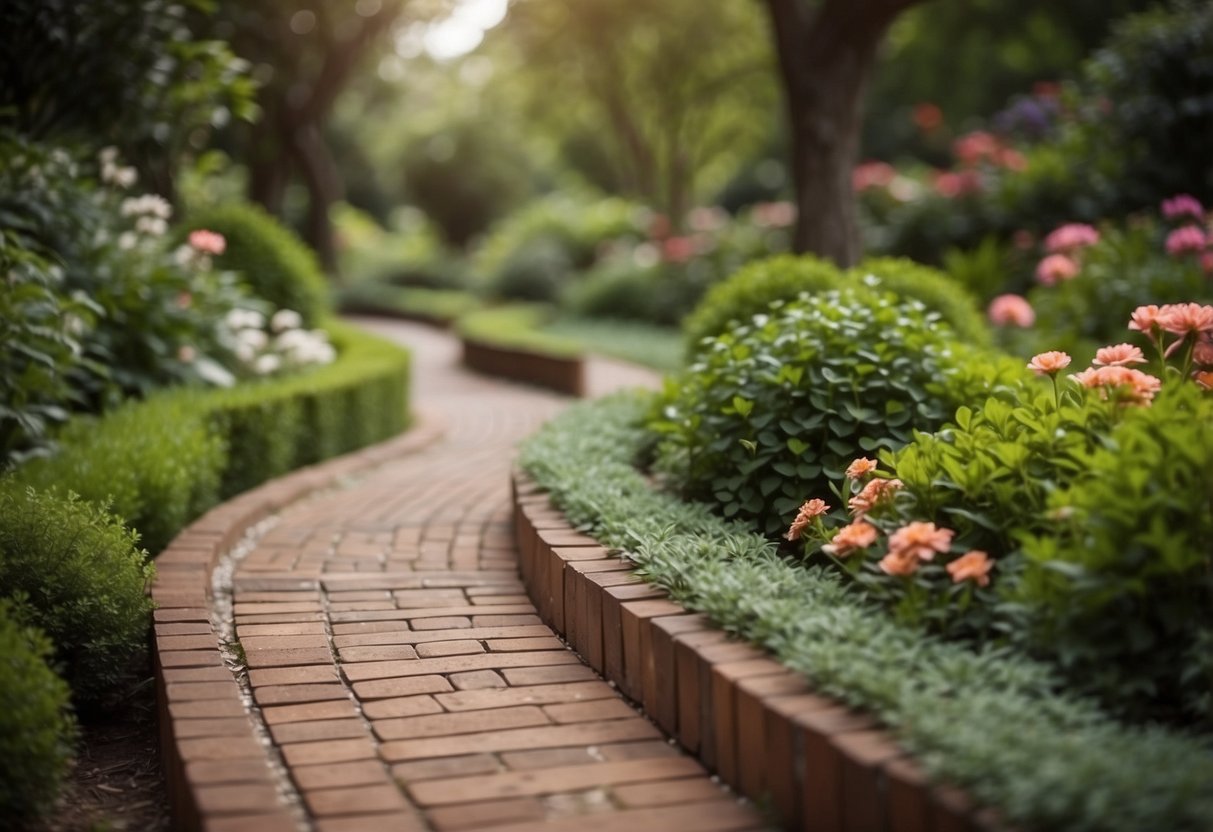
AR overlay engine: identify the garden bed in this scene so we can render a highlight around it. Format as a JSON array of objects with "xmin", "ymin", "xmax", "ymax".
[{"xmin": 457, "ymin": 305, "xmax": 586, "ymax": 395}]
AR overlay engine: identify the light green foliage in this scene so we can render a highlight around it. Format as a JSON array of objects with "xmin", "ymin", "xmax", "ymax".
[
  {"xmin": 184, "ymin": 202, "xmax": 331, "ymax": 326},
  {"xmin": 0, "ymin": 600, "xmax": 75, "ymax": 823},
  {"xmin": 456, "ymin": 304, "xmax": 582, "ymax": 358},
  {"xmin": 337, "ymin": 283, "xmax": 484, "ymax": 325},
  {"xmin": 653, "ymin": 289, "xmax": 986, "ymax": 536},
  {"xmin": 0, "ymin": 487, "xmax": 153, "ymax": 703},
  {"xmin": 521, "ymin": 392, "xmax": 1213, "ymax": 832},
  {"xmin": 1015, "ymin": 382, "xmax": 1213, "ymax": 723},
  {"xmin": 335, "ymin": 204, "xmax": 466, "ymax": 292},
  {"xmin": 683, "ymin": 255, "xmax": 990, "ymax": 356}
]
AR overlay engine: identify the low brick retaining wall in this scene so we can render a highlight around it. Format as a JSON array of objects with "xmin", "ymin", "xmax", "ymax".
[
  {"xmin": 151, "ymin": 415, "xmax": 442, "ymax": 832},
  {"xmin": 460, "ymin": 337, "xmax": 585, "ymax": 397},
  {"xmin": 511, "ymin": 469, "xmax": 1006, "ymax": 832}
]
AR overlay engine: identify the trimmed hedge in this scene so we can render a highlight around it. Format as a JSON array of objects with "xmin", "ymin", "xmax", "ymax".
[
  {"xmin": 337, "ymin": 282, "xmax": 483, "ymax": 325},
  {"xmin": 0, "ymin": 487, "xmax": 152, "ymax": 704},
  {"xmin": 456, "ymin": 304, "xmax": 582, "ymax": 358},
  {"xmin": 683, "ymin": 254, "xmax": 991, "ymax": 355},
  {"xmin": 183, "ymin": 202, "xmax": 331, "ymax": 326},
  {"xmin": 519, "ymin": 393, "xmax": 1213, "ymax": 832},
  {"xmin": 13, "ymin": 321, "xmax": 411, "ymax": 552},
  {"xmin": 0, "ymin": 601, "xmax": 75, "ymax": 823}
]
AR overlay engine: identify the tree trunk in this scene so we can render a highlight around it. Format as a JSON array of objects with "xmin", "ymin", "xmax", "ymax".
[
  {"xmin": 289, "ymin": 121, "xmax": 343, "ymax": 278},
  {"xmin": 765, "ymin": 0, "xmax": 923, "ymax": 267}
]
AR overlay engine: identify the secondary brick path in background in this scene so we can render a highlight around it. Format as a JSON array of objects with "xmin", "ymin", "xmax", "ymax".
[{"xmin": 220, "ymin": 318, "xmax": 770, "ymax": 832}]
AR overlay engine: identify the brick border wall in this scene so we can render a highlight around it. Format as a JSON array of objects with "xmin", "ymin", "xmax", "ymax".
[
  {"xmin": 152, "ymin": 414, "xmax": 443, "ymax": 832},
  {"xmin": 511, "ymin": 469, "xmax": 1008, "ymax": 832},
  {"xmin": 460, "ymin": 337, "xmax": 584, "ymax": 397}
]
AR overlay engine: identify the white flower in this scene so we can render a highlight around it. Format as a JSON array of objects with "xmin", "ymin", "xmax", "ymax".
[
  {"xmin": 177, "ymin": 345, "xmax": 197, "ymax": 363},
  {"xmin": 135, "ymin": 216, "xmax": 167, "ymax": 236},
  {"xmin": 122, "ymin": 194, "xmax": 172, "ymax": 219},
  {"xmin": 238, "ymin": 328, "xmax": 268, "ymax": 351},
  {"xmin": 173, "ymin": 244, "xmax": 197, "ymax": 267},
  {"xmin": 194, "ymin": 357, "xmax": 236, "ymax": 388},
  {"xmin": 98, "ymin": 147, "xmax": 119, "ymax": 166},
  {"xmin": 253, "ymin": 353, "xmax": 281, "ymax": 375},
  {"xmin": 270, "ymin": 309, "xmax": 303, "ymax": 333},
  {"xmin": 117, "ymin": 231, "xmax": 139, "ymax": 251},
  {"xmin": 234, "ymin": 342, "xmax": 256, "ymax": 364},
  {"xmin": 632, "ymin": 242, "xmax": 660, "ymax": 268},
  {"xmin": 63, "ymin": 314, "xmax": 86, "ymax": 338},
  {"xmin": 225, "ymin": 308, "xmax": 265, "ymax": 331}
]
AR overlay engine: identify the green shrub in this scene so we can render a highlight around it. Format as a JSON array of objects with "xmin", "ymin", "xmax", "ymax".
[
  {"xmin": 184, "ymin": 202, "xmax": 331, "ymax": 326},
  {"xmin": 683, "ymin": 254, "xmax": 990, "ymax": 356},
  {"xmin": 653, "ymin": 289, "xmax": 996, "ymax": 536},
  {"xmin": 0, "ymin": 600, "xmax": 75, "ymax": 824},
  {"xmin": 10, "ymin": 322, "xmax": 410, "ymax": 551},
  {"xmin": 0, "ymin": 487, "xmax": 153, "ymax": 703},
  {"xmin": 487, "ymin": 237, "xmax": 575, "ymax": 303},
  {"xmin": 457, "ymin": 304, "xmax": 582, "ymax": 358},
  {"xmin": 336, "ymin": 282, "xmax": 483, "ymax": 324},
  {"xmin": 521, "ymin": 392, "xmax": 1213, "ymax": 832},
  {"xmin": 563, "ymin": 259, "xmax": 701, "ymax": 327}
]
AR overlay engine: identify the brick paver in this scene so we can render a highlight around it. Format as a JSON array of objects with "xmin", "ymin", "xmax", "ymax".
[{"xmin": 213, "ymin": 319, "xmax": 768, "ymax": 830}]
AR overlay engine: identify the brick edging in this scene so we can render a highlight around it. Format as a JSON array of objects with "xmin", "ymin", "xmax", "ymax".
[
  {"xmin": 460, "ymin": 337, "xmax": 585, "ymax": 396},
  {"xmin": 510, "ymin": 469, "xmax": 1007, "ymax": 832},
  {"xmin": 151, "ymin": 412, "xmax": 444, "ymax": 832}
]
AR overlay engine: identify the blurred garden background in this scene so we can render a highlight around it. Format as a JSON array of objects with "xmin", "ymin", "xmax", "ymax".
[{"xmin": 2, "ymin": 0, "xmax": 1212, "ymax": 828}]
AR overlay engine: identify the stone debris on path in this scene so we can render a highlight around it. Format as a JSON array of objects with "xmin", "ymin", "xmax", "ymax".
[{"xmin": 217, "ymin": 319, "xmax": 770, "ymax": 831}]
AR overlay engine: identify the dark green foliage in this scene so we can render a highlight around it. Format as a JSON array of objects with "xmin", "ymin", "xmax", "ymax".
[
  {"xmin": 0, "ymin": 487, "xmax": 153, "ymax": 703},
  {"xmin": 184, "ymin": 202, "xmax": 331, "ymax": 326},
  {"xmin": 563, "ymin": 259, "xmax": 703, "ymax": 327},
  {"xmin": 521, "ymin": 392, "xmax": 1213, "ymax": 832},
  {"xmin": 488, "ymin": 238, "xmax": 575, "ymax": 303},
  {"xmin": 1015, "ymin": 382, "xmax": 1213, "ymax": 723},
  {"xmin": 0, "ymin": 600, "xmax": 75, "ymax": 823},
  {"xmin": 653, "ymin": 289, "xmax": 988, "ymax": 535},
  {"xmin": 682, "ymin": 254, "xmax": 989, "ymax": 356}
]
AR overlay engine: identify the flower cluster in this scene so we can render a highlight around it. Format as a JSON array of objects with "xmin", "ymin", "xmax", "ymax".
[
  {"xmin": 987, "ymin": 293, "xmax": 1035, "ymax": 328},
  {"xmin": 1033, "ymin": 223, "xmax": 1099, "ymax": 286},
  {"xmin": 98, "ymin": 146, "xmax": 137, "ymax": 188},
  {"xmin": 1159, "ymin": 194, "xmax": 1211, "ymax": 270},
  {"xmin": 218, "ymin": 307, "xmax": 335, "ymax": 378}
]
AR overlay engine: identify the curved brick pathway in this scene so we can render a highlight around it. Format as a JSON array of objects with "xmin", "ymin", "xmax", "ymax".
[{"xmin": 225, "ymin": 319, "xmax": 768, "ymax": 832}]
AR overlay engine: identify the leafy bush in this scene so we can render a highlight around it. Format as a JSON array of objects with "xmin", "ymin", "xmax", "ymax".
[
  {"xmin": 487, "ymin": 237, "xmax": 575, "ymax": 303},
  {"xmin": 683, "ymin": 254, "xmax": 990, "ymax": 355},
  {"xmin": 0, "ymin": 600, "xmax": 75, "ymax": 824},
  {"xmin": 0, "ymin": 487, "xmax": 153, "ymax": 703},
  {"xmin": 10, "ymin": 322, "xmax": 410, "ymax": 551},
  {"xmin": 184, "ymin": 201, "xmax": 331, "ymax": 326},
  {"xmin": 521, "ymin": 392, "xmax": 1213, "ymax": 832},
  {"xmin": 563, "ymin": 258, "xmax": 700, "ymax": 327},
  {"xmin": 652, "ymin": 289, "xmax": 999, "ymax": 535}
]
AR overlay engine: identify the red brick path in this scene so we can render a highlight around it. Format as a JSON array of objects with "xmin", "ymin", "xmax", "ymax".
[{"xmin": 220, "ymin": 320, "xmax": 769, "ymax": 831}]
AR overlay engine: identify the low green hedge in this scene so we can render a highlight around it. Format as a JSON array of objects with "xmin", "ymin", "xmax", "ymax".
[
  {"xmin": 337, "ymin": 282, "xmax": 483, "ymax": 325},
  {"xmin": 0, "ymin": 600, "xmax": 75, "ymax": 823},
  {"xmin": 519, "ymin": 393, "xmax": 1213, "ymax": 832},
  {"xmin": 0, "ymin": 488, "xmax": 152, "ymax": 704},
  {"xmin": 456, "ymin": 304, "xmax": 582, "ymax": 358},
  {"xmin": 13, "ymin": 321, "xmax": 411, "ymax": 552}
]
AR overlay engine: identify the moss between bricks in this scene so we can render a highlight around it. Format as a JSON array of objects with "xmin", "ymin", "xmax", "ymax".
[{"xmin": 518, "ymin": 392, "xmax": 1213, "ymax": 832}]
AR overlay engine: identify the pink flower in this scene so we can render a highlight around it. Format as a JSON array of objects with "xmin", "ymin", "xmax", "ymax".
[
  {"xmin": 822, "ymin": 521, "xmax": 878, "ymax": 558},
  {"xmin": 952, "ymin": 131, "xmax": 1000, "ymax": 166},
  {"xmin": 879, "ymin": 550, "xmax": 920, "ymax": 577},
  {"xmin": 1044, "ymin": 223, "xmax": 1099, "ymax": 254},
  {"xmin": 176, "ymin": 291, "xmax": 193, "ymax": 310},
  {"xmin": 947, "ymin": 551, "xmax": 994, "ymax": 587},
  {"xmin": 1128, "ymin": 304, "xmax": 1163, "ymax": 334},
  {"xmin": 1165, "ymin": 226, "xmax": 1207, "ymax": 256},
  {"xmin": 1161, "ymin": 194, "xmax": 1205, "ymax": 222},
  {"xmin": 1193, "ymin": 340, "xmax": 1213, "ymax": 367},
  {"xmin": 987, "ymin": 294, "xmax": 1035, "ymax": 328},
  {"xmin": 852, "ymin": 161, "xmax": 897, "ymax": 191},
  {"xmin": 933, "ymin": 170, "xmax": 982, "ymax": 198},
  {"xmin": 1035, "ymin": 254, "xmax": 1080, "ymax": 286},
  {"xmin": 1092, "ymin": 344, "xmax": 1146, "ymax": 367},
  {"xmin": 1201, "ymin": 252, "xmax": 1213, "ymax": 275},
  {"xmin": 1071, "ymin": 365, "xmax": 1162, "ymax": 405},
  {"xmin": 913, "ymin": 102, "xmax": 943, "ymax": 132},
  {"xmin": 785, "ymin": 498, "xmax": 830, "ymax": 542},
  {"xmin": 661, "ymin": 236, "xmax": 697, "ymax": 264},
  {"xmin": 188, "ymin": 229, "xmax": 226, "ymax": 256},
  {"xmin": 995, "ymin": 148, "xmax": 1028, "ymax": 171},
  {"xmin": 751, "ymin": 201, "xmax": 796, "ymax": 228},
  {"xmin": 177, "ymin": 345, "xmax": 196, "ymax": 363},
  {"xmin": 1027, "ymin": 351, "xmax": 1071, "ymax": 375},
  {"xmin": 848, "ymin": 478, "xmax": 903, "ymax": 517},
  {"xmin": 845, "ymin": 457, "xmax": 878, "ymax": 479},
  {"xmin": 1157, "ymin": 303, "xmax": 1213, "ymax": 336},
  {"xmin": 887, "ymin": 522, "xmax": 954, "ymax": 563}
]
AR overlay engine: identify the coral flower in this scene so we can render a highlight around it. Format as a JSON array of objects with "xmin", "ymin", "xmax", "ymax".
[
  {"xmin": 1027, "ymin": 351, "xmax": 1071, "ymax": 375},
  {"xmin": 822, "ymin": 521, "xmax": 878, "ymax": 558},
  {"xmin": 1194, "ymin": 370, "xmax": 1213, "ymax": 390},
  {"xmin": 1165, "ymin": 226, "xmax": 1207, "ymax": 256},
  {"xmin": 1044, "ymin": 223, "xmax": 1099, "ymax": 253},
  {"xmin": 1161, "ymin": 194, "xmax": 1205, "ymax": 221},
  {"xmin": 1035, "ymin": 254, "xmax": 1080, "ymax": 286},
  {"xmin": 1072, "ymin": 366, "xmax": 1162, "ymax": 405},
  {"xmin": 887, "ymin": 522, "xmax": 954, "ymax": 563},
  {"xmin": 848, "ymin": 478, "xmax": 903, "ymax": 517},
  {"xmin": 987, "ymin": 294, "xmax": 1035, "ymax": 328},
  {"xmin": 785, "ymin": 498, "xmax": 830, "ymax": 542},
  {"xmin": 845, "ymin": 457, "xmax": 878, "ymax": 479},
  {"xmin": 947, "ymin": 550, "xmax": 994, "ymax": 587},
  {"xmin": 1093, "ymin": 343, "xmax": 1147, "ymax": 367},
  {"xmin": 1128, "ymin": 305, "xmax": 1162, "ymax": 334},
  {"xmin": 1157, "ymin": 303, "xmax": 1213, "ymax": 336},
  {"xmin": 879, "ymin": 549, "xmax": 920, "ymax": 577},
  {"xmin": 188, "ymin": 229, "xmax": 227, "ymax": 255},
  {"xmin": 1193, "ymin": 340, "xmax": 1213, "ymax": 367},
  {"xmin": 1201, "ymin": 252, "xmax": 1213, "ymax": 275}
]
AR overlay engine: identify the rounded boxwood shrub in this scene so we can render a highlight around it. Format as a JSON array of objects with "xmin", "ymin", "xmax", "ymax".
[
  {"xmin": 0, "ymin": 600, "xmax": 75, "ymax": 823},
  {"xmin": 0, "ymin": 486, "xmax": 153, "ymax": 703},
  {"xmin": 184, "ymin": 202, "xmax": 330, "ymax": 326},
  {"xmin": 683, "ymin": 254, "xmax": 990, "ymax": 356},
  {"xmin": 652, "ymin": 288, "xmax": 983, "ymax": 536}
]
